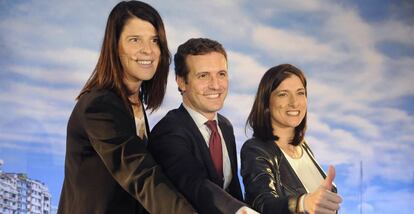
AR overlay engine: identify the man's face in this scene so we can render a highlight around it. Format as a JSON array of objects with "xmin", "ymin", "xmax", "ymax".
[{"xmin": 177, "ymin": 52, "xmax": 228, "ymax": 120}]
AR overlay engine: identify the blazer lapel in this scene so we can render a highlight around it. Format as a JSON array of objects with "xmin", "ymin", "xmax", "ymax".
[
  {"xmin": 127, "ymin": 99, "xmax": 149, "ymax": 145},
  {"xmin": 271, "ymin": 142, "xmax": 307, "ymax": 195},
  {"xmin": 141, "ymin": 106, "xmax": 149, "ymax": 145},
  {"xmin": 302, "ymin": 142, "xmax": 338, "ymax": 193},
  {"xmin": 178, "ymin": 105, "xmax": 221, "ymax": 183}
]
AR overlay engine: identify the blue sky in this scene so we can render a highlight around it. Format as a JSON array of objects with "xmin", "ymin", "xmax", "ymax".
[{"xmin": 1, "ymin": 0, "xmax": 413, "ymax": 213}]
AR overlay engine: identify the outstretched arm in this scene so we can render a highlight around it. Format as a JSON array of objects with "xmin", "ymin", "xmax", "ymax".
[{"xmin": 83, "ymin": 93, "xmax": 196, "ymax": 214}]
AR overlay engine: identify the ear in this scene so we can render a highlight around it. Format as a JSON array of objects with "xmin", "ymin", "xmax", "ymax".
[{"xmin": 176, "ymin": 75, "xmax": 186, "ymax": 92}]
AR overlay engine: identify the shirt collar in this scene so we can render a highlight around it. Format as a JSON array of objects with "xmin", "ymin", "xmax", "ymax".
[{"xmin": 182, "ymin": 103, "xmax": 218, "ymax": 129}]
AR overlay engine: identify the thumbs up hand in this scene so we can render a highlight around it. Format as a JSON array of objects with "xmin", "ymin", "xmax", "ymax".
[
  {"xmin": 323, "ymin": 165, "xmax": 336, "ymax": 190},
  {"xmin": 303, "ymin": 165, "xmax": 343, "ymax": 214}
]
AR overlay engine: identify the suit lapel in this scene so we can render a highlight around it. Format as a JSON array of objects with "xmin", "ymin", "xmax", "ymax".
[{"xmin": 178, "ymin": 105, "xmax": 220, "ymax": 183}]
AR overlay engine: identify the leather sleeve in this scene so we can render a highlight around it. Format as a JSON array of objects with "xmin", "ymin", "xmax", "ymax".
[
  {"xmin": 149, "ymin": 117, "xmax": 245, "ymax": 214},
  {"xmin": 240, "ymin": 140, "xmax": 293, "ymax": 214},
  {"xmin": 82, "ymin": 92, "xmax": 196, "ymax": 214}
]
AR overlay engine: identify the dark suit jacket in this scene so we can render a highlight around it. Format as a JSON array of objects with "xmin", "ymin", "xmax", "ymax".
[
  {"xmin": 58, "ymin": 89, "xmax": 195, "ymax": 214},
  {"xmin": 148, "ymin": 105, "xmax": 245, "ymax": 214}
]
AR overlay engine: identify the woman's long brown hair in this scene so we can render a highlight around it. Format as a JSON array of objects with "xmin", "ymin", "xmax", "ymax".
[{"xmin": 78, "ymin": 1, "xmax": 170, "ymax": 112}]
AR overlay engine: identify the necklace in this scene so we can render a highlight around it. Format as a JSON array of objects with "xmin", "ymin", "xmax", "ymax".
[{"xmin": 277, "ymin": 142, "xmax": 303, "ymax": 159}]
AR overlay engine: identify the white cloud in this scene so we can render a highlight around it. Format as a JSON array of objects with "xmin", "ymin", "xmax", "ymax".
[
  {"xmin": 323, "ymin": 8, "xmax": 375, "ymax": 49},
  {"xmin": 164, "ymin": 22, "xmax": 204, "ymax": 53},
  {"xmin": 360, "ymin": 185, "xmax": 413, "ymax": 214},
  {"xmin": 0, "ymin": 132, "xmax": 64, "ymax": 147},
  {"xmin": 307, "ymin": 112, "xmax": 414, "ymax": 183},
  {"xmin": 153, "ymin": 0, "xmax": 255, "ymax": 45},
  {"xmin": 252, "ymin": 25, "xmax": 342, "ymax": 63},
  {"xmin": 374, "ymin": 19, "xmax": 414, "ymax": 45},
  {"xmin": 377, "ymin": 57, "xmax": 414, "ymax": 99},
  {"xmin": 227, "ymin": 51, "xmax": 267, "ymax": 92},
  {"xmin": 277, "ymin": 0, "xmax": 325, "ymax": 12},
  {"xmin": 328, "ymin": 114, "xmax": 380, "ymax": 138},
  {"xmin": 10, "ymin": 65, "xmax": 90, "ymax": 85},
  {"xmin": 0, "ymin": 141, "xmax": 65, "ymax": 156},
  {"xmin": 22, "ymin": 47, "xmax": 99, "ymax": 69},
  {"xmin": 308, "ymin": 78, "xmax": 371, "ymax": 115},
  {"xmin": 307, "ymin": 113, "xmax": 331, "ymax": 133},
  {"xmin": 247, "ymin": 0, "xmax": 329, "ymax": 17},
  {"xmin": 1, "ymin": 82, "xmax": 78, "ymax": 104},
  {"xmin": 0, "ymin": 82, "xmax": 76, "ymax": 136},
  {"xmin": 306, "ymin": 75, "xmax": 413, "ymax": 185}
]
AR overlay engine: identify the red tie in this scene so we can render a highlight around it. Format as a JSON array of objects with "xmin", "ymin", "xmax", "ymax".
[{"xmin": 205, "ymin": 120, "xmax": 223, "ymax": 180}]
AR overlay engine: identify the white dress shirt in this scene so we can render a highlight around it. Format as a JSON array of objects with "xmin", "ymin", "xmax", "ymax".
[{"xmin": 183, "ymin": 103, "xmax": 232, "ymax": 189}]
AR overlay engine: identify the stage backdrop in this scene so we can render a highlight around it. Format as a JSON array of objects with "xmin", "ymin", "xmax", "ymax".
[{"xmin": 1, "ymin": 0, "xmax": 413, "ymax": 213}]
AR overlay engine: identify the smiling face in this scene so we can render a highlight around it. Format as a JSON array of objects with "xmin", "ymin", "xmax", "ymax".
[
  {"xmin": 177, "ymin": 52, "xmax": 228, "ymax": 120},
  {"xmin": 269, "ymin": 74, "xmax": 307, "ymax": 131},
  {"xmin": 118, "ymin": 17, "xmax": 160, "ymax": 91}
]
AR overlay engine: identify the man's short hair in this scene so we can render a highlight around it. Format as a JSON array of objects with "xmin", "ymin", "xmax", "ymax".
[{"xmin": 174, "ymin": 38, "xmax": 227, "ymax": 83}]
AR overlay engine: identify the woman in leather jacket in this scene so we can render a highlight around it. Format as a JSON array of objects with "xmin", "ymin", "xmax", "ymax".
[{"xmin": 241, "ymin": 64, "xmax": 342, "ymax": 214}]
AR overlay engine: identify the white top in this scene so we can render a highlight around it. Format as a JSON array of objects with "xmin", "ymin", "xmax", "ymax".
[
  {"xmin": 281, "ymin": 146, "xmax": 324, "ymax": 193},
  {"xmin": 134, "ymin": 116, "xmax": 147, "ymax": 139},
  {"xmin": 183, "ymin": 103, "xmax": 232, "ymax": 189}
]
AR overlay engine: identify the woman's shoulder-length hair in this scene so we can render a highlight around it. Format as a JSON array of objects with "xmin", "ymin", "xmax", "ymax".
[
  {"xmin": 246, "ymin": 63, "xmax": 307, "ymax": 146},
  {"xmin": 78, "ymin": 0, "xmax": 170, "ymax": 112}
]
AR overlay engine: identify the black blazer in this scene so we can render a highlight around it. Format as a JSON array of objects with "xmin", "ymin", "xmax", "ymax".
[
  {"xmin": 58, "ymin": 89, "xmax": 195, "ymax": 214},
  {"xmin": 148, "ymin": 105, "xmax": 245, "ymax": 214},
  {"xmin": 241, "ymin": 138, "xmax": 337, "ymax": 214}
]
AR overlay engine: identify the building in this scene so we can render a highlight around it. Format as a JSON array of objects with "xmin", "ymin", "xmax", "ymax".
[{"xmin": 0, "ymin": 160, "xmax": 51, "ymax": 214}]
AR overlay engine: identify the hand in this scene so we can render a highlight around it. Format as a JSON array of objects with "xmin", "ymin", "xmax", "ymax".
[
  {"xmin": 304, "ymin": 165, "xmax": 343, "ymax": 214},
  {"xmin": 235, "ymin": 206, "xmax": 260, "ymax": 214}
]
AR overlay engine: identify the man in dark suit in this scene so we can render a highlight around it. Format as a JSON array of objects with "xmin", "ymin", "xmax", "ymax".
[{"xmin": 149, "ymin": 38, "xmax": 258, "ymax": 214}]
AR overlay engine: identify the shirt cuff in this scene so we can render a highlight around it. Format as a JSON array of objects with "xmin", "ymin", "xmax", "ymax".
[
  {"xmin": 288, "ymin": 194, "xmax": 307, "ymax": 214},
  {"xmin": 235, "ymin": 206, "xmax": 259, "ymax": 214}
]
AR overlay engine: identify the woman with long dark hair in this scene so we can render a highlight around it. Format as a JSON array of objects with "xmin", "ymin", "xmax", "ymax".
[
  {"xmin": 241, "ymin": 64, "xmax": 342, "ymax": 214},
  {"xmin": 58, "ymin": 1, "xmax": 195, "ymax": 213}
]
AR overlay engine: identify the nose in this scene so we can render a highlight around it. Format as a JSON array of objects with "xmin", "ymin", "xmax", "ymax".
[
  {"xmin": 288, "ymin": 95, "xmax": 299, "ymax": 107},
  {"xmin": 139, "ymin": 41, "xmax": 153, "ymax": 54},
  {"xmin": 209, "ymin": 75, "xmax": 220, "ymax": 90}
]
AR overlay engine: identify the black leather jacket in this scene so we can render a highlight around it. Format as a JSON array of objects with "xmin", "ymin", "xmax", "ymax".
[{"xmin": 241, "ymin": 138, "xmax": 337, "ymax": 214}]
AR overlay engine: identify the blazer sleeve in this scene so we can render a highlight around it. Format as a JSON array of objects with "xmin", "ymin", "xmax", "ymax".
[
  {"xmin": 82, "ymin": 93, "xmax": 196, "ymax": 214},
  {"xmin": 241, "ymin": 140, "xmax": 295, "ymax": 214},
  {"xmin": 149, "ymin": 122, "xmax": 245, "ymax": 214}
]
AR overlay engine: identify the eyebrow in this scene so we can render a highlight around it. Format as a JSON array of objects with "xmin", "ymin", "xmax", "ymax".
[
  {"xmin": 275, "ymin": 88, "xmax": 305, "ymax": 93},
  {"xmin": 125, "ymin": 33, "xmax": 160, "ymax": 38},
  {"xmin": 125, "ymin": 34, "xmax": 159, "ymax": 38},
  {"xmin": 194, "ymin": 71, "xmax": 209, "ymax": 75},
  {"xmin": 195, "ymin": 69, "xmax": 227, "ymax": 74}
]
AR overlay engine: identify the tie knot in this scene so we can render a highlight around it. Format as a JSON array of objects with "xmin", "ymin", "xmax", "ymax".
[{"xmin": 205, "ymin": 120, "xmax": 218, "ymax": 133}]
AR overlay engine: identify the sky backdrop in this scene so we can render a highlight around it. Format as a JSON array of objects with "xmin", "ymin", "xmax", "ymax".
[{"xmin": 1, "ymin": 0, "xmax": 414, "ymax": 213}]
